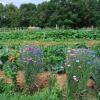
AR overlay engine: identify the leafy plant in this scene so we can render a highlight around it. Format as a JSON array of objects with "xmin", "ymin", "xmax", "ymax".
[
  {"xmin": 92, "ymin": 43, "xmax": 100, "ymax": 57},
  {"xmin": 74, "ymin": 43, "xmax": 88, "ymax": 49},
  {"xmin": 65, "ymin": 48, "xmax": 98, "ymax": 99},
  {"xmin": 0, "ymin": 78, "xmax": 14, "ymax": 94},
  {"xmin": 0, "ymin": 45, "xmax": 9, "ymax": 62},
  {"xmin": 44, "ymin": 45, "xmax": 67, "ymax": 73},
  {"xmin": 3, "ymin": 61, "xmax": 17, "ymax": 78},
  {"xmin": 0, "ymin": 29, "xmax": 99, "ymax": 41},
  {"xmin": 18, "ymin": 45, "xmax": 44, "ymax": 92},
  {"xmin": 0, "ymin": 78, "xmax": 5, "ymax": 93},
  {"xmin": 0, "ymin": 45, "xmax": 9, "ymax": 69}
]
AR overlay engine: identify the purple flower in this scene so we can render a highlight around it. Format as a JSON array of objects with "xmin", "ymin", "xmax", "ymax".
[{"xmin": 19, "ymin": 45, "xmax": 43, "ymax": 66}]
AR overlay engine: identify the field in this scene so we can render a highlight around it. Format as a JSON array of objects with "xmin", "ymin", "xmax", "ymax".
[{"xmin": 0, "ymin": 28, "xmax": 100, "ymax": 100}]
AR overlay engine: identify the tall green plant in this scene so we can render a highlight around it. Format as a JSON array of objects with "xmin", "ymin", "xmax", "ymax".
[
  {"xmin": 18, "ymin": 45, "xmax": 44, "ymax": 92},
  {"xmin": 65, "ymin": 49, "xmax": 97, "ymax": 99}
]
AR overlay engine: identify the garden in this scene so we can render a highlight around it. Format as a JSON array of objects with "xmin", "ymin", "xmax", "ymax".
[
  {"xmin": 0, "ymin": 29, "xmax": 100, "ymax": 99},
  {"xmin": 0, "ymin": 0, "xmax": 100, "ymax": 99}
]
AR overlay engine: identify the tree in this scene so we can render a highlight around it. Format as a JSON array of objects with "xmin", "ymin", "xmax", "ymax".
[
  {"xmin": 0, "ymin": 3, "xmax": 5, "ymax": 27},
  {"xmin": 0, "ymin": 0, "xmax": 100, "ymax": 28},
  {"xmin": 19, "ymin": 3, "xmax": 36, "ymax": 27},
  {"xmin": 4, "ymin": 4, "xmax": 19, "ymax": 27},
  {"xmin": 35, "ymin": 2, "xmax": 51, "ymax": 27}
]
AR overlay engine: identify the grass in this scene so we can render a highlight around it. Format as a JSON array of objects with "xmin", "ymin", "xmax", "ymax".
[
  {"xmin": 0, "ymin": 39, "xmax": 100, "ymax": 47},
  {"xmin": 0, "ymin": 81, "xmax": 64, "ymax": 100}
]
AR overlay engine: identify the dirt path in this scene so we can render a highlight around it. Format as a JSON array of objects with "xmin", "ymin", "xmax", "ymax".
[{"xmin": 0, "ymin": 40, "xmax": 100, "ymax": 46}]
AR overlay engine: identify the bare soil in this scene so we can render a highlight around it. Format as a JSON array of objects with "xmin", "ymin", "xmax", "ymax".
[
  {"xmin": 0, "ymin": 70, "xmax": 67, "ymax": 89},
  {"xmin": 0, "ymin": 70, "xmax": 12, "ymax": 84}
]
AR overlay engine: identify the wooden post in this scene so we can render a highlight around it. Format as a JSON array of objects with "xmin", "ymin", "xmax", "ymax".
[{"xmin": 56, "ymin": 24, "xmax": 58, "ymax": 29}]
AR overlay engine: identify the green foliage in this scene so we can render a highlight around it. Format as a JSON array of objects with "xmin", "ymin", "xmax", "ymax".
[
  {"xmin": 0, "ymin": 86, "xmax": 63, "ymax": 100},
  {"xmin": 92, "ymin": 43, "xmax": 100, "ymax": 57},
  {"xmin": 33, "ymin": 87, "xmax": 63, "ymax": 100},
  {"xmin": 0, "ymin": 0, "xmax": 100, "ymax": 28},
  {"xmin": 0, "ymin": 4, "xmax": 19, "ymax": 27},
  {"xmin": 48, "ymin": 74, "xmax": 56, "ymax": 90},
  {"xmin": 3, "ymin": 61, "xmax": 17, "ymax": 79},
  {"xmin": 0, "ymin": 43, "xmax": 100, "ymax": 99},
  {"xmin": 17, "ymin": 45, "xmax": 44, "ymax": 92},
  {"xmin": 0, "ymin": 78, "xmax": 14, "ymax": 94},
  {"xmin": 95, "ymin": 67, "xmax": 100, "ymax": 92},
  {"xmin": 74, "ymin": 43, "xmax": 88, "ymax": 49},
  {"xmin": 0, "ymin": 45, "xmax": 9, "ymax": 60},
  {"xmin": 0, "ymin": 45, "xmax": 9, "ymax": 69},
  {"xmin": 0, "ymin": 78, "xmax": 5, "ymax": 93},
  {"xmin": 0, "ymin": 29, "xmax": 99, "ymax": 41},
  {"xmin": 66, "ymin": 49, "xmax": 97, "ymax": 99},
  {"xmin": 44, "ymin": 45, "xmax": 67, "ymax": 72},
  {"xmin": 19, "ymin": 3, "xmax": 36, "ymax": 27},
  {"xmin": 0, "ymin": 73, "xmax": 63, "ymax": 99}
]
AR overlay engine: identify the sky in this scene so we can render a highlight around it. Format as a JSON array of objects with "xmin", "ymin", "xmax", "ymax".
[{"xmin": 0, "ymin": 0, "xmax": 49, "ymax": 7}]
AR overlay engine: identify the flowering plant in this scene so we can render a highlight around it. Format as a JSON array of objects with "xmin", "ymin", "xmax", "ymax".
[
  {"xmin": 18, "ymin": 45, "xmax": 44, "ymax": 88},
  {"xmin": 65, "ymin": 48, "xmax": 99, "ymax": 99}
]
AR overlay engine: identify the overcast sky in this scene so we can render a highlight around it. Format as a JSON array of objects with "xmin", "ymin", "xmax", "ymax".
[{"xmin": 0, "ymin": 0, "xmax": 49, "ymax": 7}]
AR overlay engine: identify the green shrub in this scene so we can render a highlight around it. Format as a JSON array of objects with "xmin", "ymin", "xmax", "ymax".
[{"xmin": 44, "ymin": 45, "xmax": 67, "ymax": 72}]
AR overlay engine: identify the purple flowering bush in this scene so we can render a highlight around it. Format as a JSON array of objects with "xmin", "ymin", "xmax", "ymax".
[{"xmin": 18, "ymin": 45, "xmax": 44, "ymax": 89}]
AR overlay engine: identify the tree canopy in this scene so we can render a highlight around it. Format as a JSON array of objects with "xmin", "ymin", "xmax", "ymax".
[{"xmin": 0, "ymin": 0, "xmax": 100, "ymax": 28}]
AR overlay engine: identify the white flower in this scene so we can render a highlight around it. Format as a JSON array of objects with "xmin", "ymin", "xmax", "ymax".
[
  {"xmin": 67, "ymin": 50, "xmax": 71, "ymax": 53},
  {"xmin": 70, "ymin": 54, "xmax": 76, "ymax": 56},
  {"xmin": 65, "ymin": 63, "xmax": 67, "ymax": 65},
  {"xmin": 61, "ymin": 66, "xmax": 64, "ymax": 69},
  {"xmin": 73, "ymin": 75, "xmax": 79, "ymax": 82},
  {"xmin": 78, "ymin": 66, "xmax": 82, "ymax": 69},
  {"xmin": 76, "ymin": 60, "xmax": 80, "ymax": 63},
  {"xmin": 67, "ymin": 64, "xmax": 71, "ymax": 67},
  {"xmin": 34, "ymin": 61, "xmax": 37, "ymax": 63}
]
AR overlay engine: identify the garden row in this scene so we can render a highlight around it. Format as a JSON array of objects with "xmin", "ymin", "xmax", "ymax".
[{"xmin": 0, "ymin": 29, "xmax": 100, "ymax": 40}]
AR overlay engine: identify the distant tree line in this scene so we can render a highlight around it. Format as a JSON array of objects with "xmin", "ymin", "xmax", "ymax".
[{"xmin": 0, "ymin": 0, "xmax": 100, "ymax": 28}]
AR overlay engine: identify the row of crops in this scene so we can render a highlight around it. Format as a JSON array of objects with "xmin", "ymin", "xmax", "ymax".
[
  {"xmin": 0, "ymin": 43, "xmax": 100, "ymax": 99},
  {"xmin": 0, "ymin": 44, "xmax": 67, "ymax": 73},
  {"xmin": 0, "ymin": 28, "xmax": 100, "ymax": 40}
]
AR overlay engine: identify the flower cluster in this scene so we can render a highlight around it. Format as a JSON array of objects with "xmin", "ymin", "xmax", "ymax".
[
  {"xmin": 18, "ymin": 45, "xmax": 44, "ymax": 87},
  {"xmin": 73, "ymin": 75, "xmax": 79, "ymax": 82},
  {"xmin": 20, "ymin": 45, "xmax": 43, "ymax": 65},
  {"xmin": 66, "ymin": 48, "xmax": 98, "ymax": 65}
]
